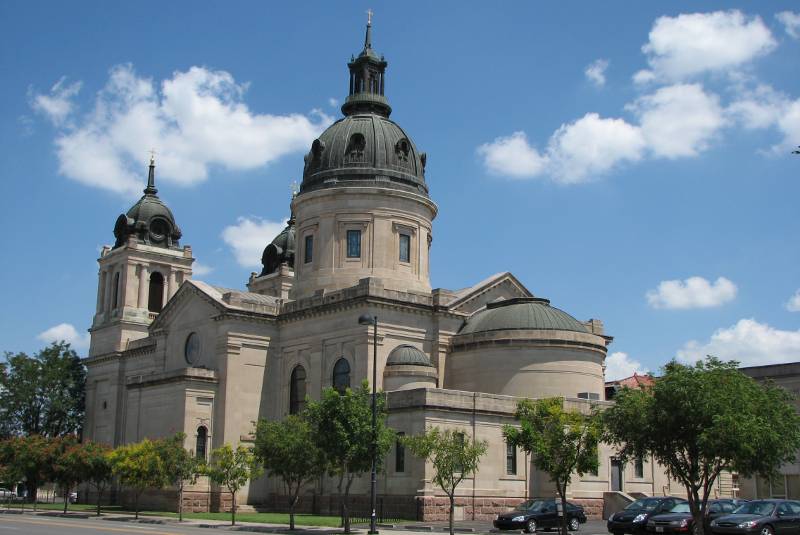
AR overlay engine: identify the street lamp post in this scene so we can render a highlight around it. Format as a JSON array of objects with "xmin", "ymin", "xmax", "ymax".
[{"xmin": 358, "ymin": 313, "xmax": 379, "ymax": 535}]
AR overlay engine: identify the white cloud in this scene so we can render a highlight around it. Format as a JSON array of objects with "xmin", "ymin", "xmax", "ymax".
[
  {"xmin": 677, "ymin": 319, "xmax": 800, "ymax": 366},
  {"xmin": 605, "ymin": 352, "xmax": 648, "ymax": 381},
  {"xmin": 221, "ymin": 216, "xmax": 286, "ymax": 268},
  {"xmin": 632, "ymin": 69, "xmax": 656, "ymax": 85},
  {"xmin": 37, "ymin": 323, "xmax": 90, "ymax": 351},
  {"xmin": 546, "ymin": 113, "xmax": 646, "ymax": 182},
  {"xmin": 641, "ymin": 10, "xmax": 776, "ymax": 82},
  {"xmin": 328, "ymin": 97, "xmax": 339, "ymax": 107},
  {"xmin": 192, "ymin": 262, "xmax": 214, "ymax": 277},
  {"xmin": 777, "ymin": 11, "xmax": 800, "ymax": 39},
  {"xmin": 584, "ymin": 59, "xmax": 609, "ymax": 87},
  {"xmin": 646, "ymin": 276, "xmax": 737, "ymax": 309},
  {"xmin": 31, "ymin": 64, "xmax": 332, "ymax": 197},
  {"xmin": 726, "ymin": 83, "xmax": 800, "ymax": 152},
  {"xmin": 476, "ymin": 131, "xmax": 548, "ymax": 179},
  {"xmin": 29, "ymin": 76, "xmax": 82, "ymax": 126},
  {"xmin": 631, "ymin": 84, "xmax": 726, "ymax": 158},
  {"xmin": 787, "ymin": 290, "xmax": 800, "ymax": 312}
]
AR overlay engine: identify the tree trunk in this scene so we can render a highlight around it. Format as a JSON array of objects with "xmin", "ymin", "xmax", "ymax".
[
  {"xmin": 135, "ymin": 490, "xmax": 140, "ymax": 519},
  {"xmin": 231, "ymin": 490, "xmax": 236, "ymax": 526},
  {"xmin": 178, "ymin": 484, "xmax": 183, "ymax": 522},
  {"xmin": 449, "ymin": 495, "xmax": 455, "ymax": 535},
  {"xmin": 63, "ymin": 484, "xmax": 69, "ymax": 514},
  {"xmin": 290, "ymin": 496, "xmax": 296, "ymax": 531},
  {"xmin": 559, "ymin": 484, "xmax": 569, "ymax": 535},
  {"xmin": 96, "ymin": 486, "xmax": 102, "ymax": 516}
]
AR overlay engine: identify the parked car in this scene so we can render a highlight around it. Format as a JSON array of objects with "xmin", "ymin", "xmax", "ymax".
[
  {"xmin": 710, "ymin": 499, "xmax": 800, "ymax": 535},
  {"xmin": 0, "ymin": 488, "xmax": 14, "ymax": 499},
  {"xmin": 608, "ymin": 497, "xmax": 688, "ymax": 535},
  {"xmin": 646, "ymin": 499, "xmax": 747, "ymax": 535},
  {"xmin": 495, "ymin": 498, "xmax": 588, "ymax": 533}
]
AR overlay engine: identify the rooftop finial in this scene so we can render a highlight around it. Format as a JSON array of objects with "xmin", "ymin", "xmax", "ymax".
[
  {"xmin": 144, "ymin": 149, "xmax": 158, "ymax": 195},
  {"xmin": 364, "ymin": 9, "xmax": 373, "ymax": 49}
]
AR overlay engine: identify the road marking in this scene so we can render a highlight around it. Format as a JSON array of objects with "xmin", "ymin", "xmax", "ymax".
[{"xmin": 0, "ymin": 516, "xmax": 182, "ymax": 534}]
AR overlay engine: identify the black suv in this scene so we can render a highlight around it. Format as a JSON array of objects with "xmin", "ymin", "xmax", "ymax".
[
  {"xmin": 495, "ymin": 498, "xmax": 588, "ymax": 533},
  {"xmin": 710, "ymin": 499, "xmax": 800, "ymax": 535},
  {"xmin": 608, "ymin": 497, "xmax": 688, "ymax": 535}
]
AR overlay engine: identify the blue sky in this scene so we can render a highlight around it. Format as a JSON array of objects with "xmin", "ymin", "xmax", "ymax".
[{"xmin": 1, "ymin": 1, "xmax": 799, "ymax": 379}]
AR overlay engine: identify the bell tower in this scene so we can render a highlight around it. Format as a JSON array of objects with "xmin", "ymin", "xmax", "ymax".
[{"xmin": 89, "ymin": 157, "xmax": 194, "ymax": 357}]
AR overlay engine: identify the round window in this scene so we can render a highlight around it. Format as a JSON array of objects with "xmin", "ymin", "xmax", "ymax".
[
  {"xmin": 150, "ymin": 218, "xmax": 169, "ymax": 242},
  {"xmin": 184, "ymin": 332, "xmax": 200, "ymax": 365}
]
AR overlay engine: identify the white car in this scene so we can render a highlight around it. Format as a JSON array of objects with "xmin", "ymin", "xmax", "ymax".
[{"xmin": 0, "ymin": 488, "xmax": 15, "ymax": 499}]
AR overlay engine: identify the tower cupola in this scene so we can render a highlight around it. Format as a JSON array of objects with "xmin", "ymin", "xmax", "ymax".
[
  {"xmin": 113, "ymin": 157, "xmax": 182, "ymax": 249},
  {"xmin": 341, "ymin": 12, "xmax": 391, "ymax": 118}
]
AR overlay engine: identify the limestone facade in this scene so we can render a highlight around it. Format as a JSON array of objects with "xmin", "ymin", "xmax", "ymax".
[{"xmin": 82, "ymin": 21, "xmax": 690, "ymax": 520}]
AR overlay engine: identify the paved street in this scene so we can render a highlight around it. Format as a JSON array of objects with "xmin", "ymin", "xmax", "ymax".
[{"xmin": 0, "ymin": 511, "xmax": 610, "ymax": 535}]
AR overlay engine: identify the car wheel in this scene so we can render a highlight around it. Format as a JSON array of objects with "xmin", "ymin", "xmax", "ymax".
[
  {"xmin": 569, "ymin": 518, "xmax": 580, "ymax": 531},
  {"xmin": 526, "ymin": 519, "xmax": 537, "ymax": 533},
  {"xmin": 760, "ymin": 526, "xmax": 773, "ymax": 535}
]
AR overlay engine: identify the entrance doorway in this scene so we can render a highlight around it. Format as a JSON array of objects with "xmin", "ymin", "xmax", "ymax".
[{"xmin": 611, "ymin": 459, "xmax": 623, "ymax": 492}]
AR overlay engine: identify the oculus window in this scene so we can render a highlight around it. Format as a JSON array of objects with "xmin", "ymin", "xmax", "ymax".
[
  {"xmin": 332, "ymin": 358, "xmax": 351, "ymax": 393},
  {"xmin": 304, "ymin": 235, "xmax": 313, "ymax": 264},
  {"xmin": 347, "ymin": 230, "xmax": 361, "ymax": 258},
  {"xmin": 399, "ymin": 233, "xmax": 410, "ymax": 263},
  {"xmin": 184, "ymin": 332, "xmax": 200, "ymax": 365}
]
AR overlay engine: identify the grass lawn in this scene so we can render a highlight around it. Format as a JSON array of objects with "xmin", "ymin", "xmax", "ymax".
[{"xmin": 0, "ymin": 501, "xmax": 346, "ymax": 526}]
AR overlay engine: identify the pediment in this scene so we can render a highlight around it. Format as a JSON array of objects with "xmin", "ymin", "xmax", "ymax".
[
  {"xmin": 149, "ymin": 282, "xmax": 222, "ymax": 332},
  {"xmin": 447, "ymin": 272, "xmax": 533, "ymax": 315}
]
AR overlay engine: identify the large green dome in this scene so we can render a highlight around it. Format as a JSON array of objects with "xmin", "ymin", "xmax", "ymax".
[{"xmin": 459, "ymin": 298, "xmax": 588, "ymax": 335}]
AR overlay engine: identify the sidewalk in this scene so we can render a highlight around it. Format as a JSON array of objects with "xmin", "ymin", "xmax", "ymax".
[{"xmin": 0, "ymin": 508, "xmax": 608, "ymax": 535}]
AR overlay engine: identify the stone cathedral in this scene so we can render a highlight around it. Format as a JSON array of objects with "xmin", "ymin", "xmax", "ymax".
[{"xmin": 83, "ymin": 21, "xmax": 676, "ymax": 519}]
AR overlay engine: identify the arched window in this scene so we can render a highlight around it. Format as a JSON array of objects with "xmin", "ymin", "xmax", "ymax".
[
  {"xmin": 148, "ymin": 272, "xmax": 164, "ymax": 313},
  {"xmin": 332, "ymin": 358, "xmax": 351, "ymax": 393},
  {"xmin": 112, "ymin": 272, "xmax": 120, "ymax": 309},
  {"xmin": 289, "ymin": 365, "xmax": 307, "ymax": 415},
  {"xmin": 196, "ymin": 426, "xmax": 208, "ymax": 460}
]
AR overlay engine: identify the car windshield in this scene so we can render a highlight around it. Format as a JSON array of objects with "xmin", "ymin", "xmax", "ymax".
[
  {"xmin": 515, "ymin": 500, "xmax": 550, "ymax": 512},
  {"xmin": 733, "ymin": 502, "xmax": 775, "ymax": 516},
  {"xmin": 626, "ymin": 499, "xmax": 662, "ymax": 511},
  {"xmin": 669, "ymin": 503, "xmax": 691, "ymax": 514}
]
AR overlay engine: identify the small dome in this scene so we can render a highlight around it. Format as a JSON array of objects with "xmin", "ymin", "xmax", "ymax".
[
  {"xmin": 114, "ymin": 159, "xmax": 181, "ymax": 249},
  {"xmin": 260, "ymin": 216, "xmax": 295, "ymax": 276},
  {"xmin": 300, "ymin": 114, "xmax": 427, "ymax": 196},
  {"xmin": 459, "ymin": 297, "xmax": 588, "ymax": 335},
  {"xmin": 386, "ymin": 345, "xmax": 433, "ymax": 367}
]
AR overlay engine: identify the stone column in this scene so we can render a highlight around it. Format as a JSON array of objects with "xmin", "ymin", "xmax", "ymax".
[
  {"xmin": 137, "ymin": 264, "xmax": 148, "ymax": 309},
  {"xmin": 104, "ymin": 267, "xmax": 115, "ymax": 313},
  {"xmin": 168, "ymin": 269, "xmax": 177, "ymax": 301},
  {"xmin": 96, "ymin": 270, "xmax": 106, "ymax": 313}
]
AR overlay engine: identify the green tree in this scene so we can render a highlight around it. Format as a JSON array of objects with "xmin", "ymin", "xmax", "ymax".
[
  {"xmin": 305, "ymin": 381, "xmax": 395, "ymax": 534},
  {"xmin": 81, "ymin": 441, "xmax": 113, "ymax": 516},
  {"xmin": 604, "ymin": 357, "xmax": 800, "ymax": 535},
  {"xmin": 504, "ymin": 397, "xmax": 602, "ymax": 535},
  {"xmin": 156, "ymin": 433, "xmax": 203, "ymax": 522},
  {"xmin": 0, "ymin": 435, "xmax": 55, "ymax": 509},
  {"xmin": 254, "ymin": 415, "xmax": 325, "ymax": 530},
  {"xmin": 48, "ymin": 436, "xmax": 86, "ymax": 514},
  {"xmin": 204, "ymin": 444, "xmax": 262, "ymax": 526},
  {"xmin": 0, "ymin": 342, "xmax": 86, "ymax": 438},
  {"xmin": 109, "ymin": 439, "xmax": 166, "ymax": 519},
  {"xmin": 403, "ymin": 427, "xmax": 488, "ymax": 535}
]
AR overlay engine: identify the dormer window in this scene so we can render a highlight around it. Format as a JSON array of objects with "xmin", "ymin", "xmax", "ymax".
[
  {"xmin": 346, "ymin": 133, "xmax": 366, "ymax": 163},
  {"xmin": 395, "ymin": 138, "xmax": 410, "ymax": 163}
]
